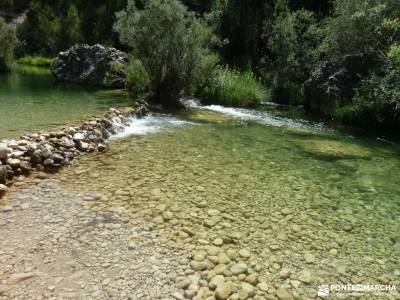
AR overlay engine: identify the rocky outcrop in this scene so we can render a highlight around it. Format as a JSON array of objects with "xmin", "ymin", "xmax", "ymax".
[
  {"xmin": 304, "ymin": 54, "xmax": 376, "ymax": 116},
  {"xmin": 0, "ymin": 102, "xmax": 149, "ymax": 197},
  {"xmin": 51, "ymin": 44, "xmax": 128, "ymax": 88}
]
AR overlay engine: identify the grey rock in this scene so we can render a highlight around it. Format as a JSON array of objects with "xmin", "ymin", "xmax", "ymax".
[
  {"xmin": 0, "ymin": 143, "xmax": 8, "ymax": 160},
  {"xmin": 19, "ymin": 160, "xmax": 31, "ymax": 172},
  {"xmin": 230, "ymin": 263, "xmax": 248, "ymax": 275},
  {"xmin": 78, "ymin": 141, "xmax": 89, "ymax": 151},
  {"xmin": 31, "ymin": 150, "xmax": 42, "ymax": 164},
  {"xmin": 73, "ymin": 133, "xmax": 84, "ymax": 141},
  {"xmin": 41, "ymin": 148, "xmax": 53, "ymax": 159},
  {"xmin": 6, "ymin": 158, "xmax": 20, "ymax": 168},
  {"xmin": 0, "ymin": 184, "xmax": 7, "ymax": 197},
  {"xmin": 43, "ymin": 158, "xmax": 55, "ymax": 167},
  {"xmin": 215, "ymin": 282, "xmax": 232, "ymax": 300},
  {"xmin": 0, "ymin": 166, "xmax": 7, "ymax": 184},
  {"xmin": 51, "ymin": 44, "xmax": 128, "ymax": 88},
  {"xmin": 98, "ymin": 144, "xmax": 107, "ymax": 152},
  {"xmin": 50, "ymin": 153, "xmax": 64, "ymax": 163}
]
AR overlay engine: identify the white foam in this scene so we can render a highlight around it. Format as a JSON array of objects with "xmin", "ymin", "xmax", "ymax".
[
  {"xmin": 184, "ymin": 100, "xmax": 329, "ymax": 132},
  {"xmin": 111, "ymin": 114, "xmax": 194, "ymax": 139}
]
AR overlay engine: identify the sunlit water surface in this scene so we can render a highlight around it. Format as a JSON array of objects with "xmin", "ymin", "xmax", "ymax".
[
  {"xmin": 2, "ymin": 70, "xmax": 400, "ymax": 298},
  {"xmin": 0, "ymin": 66, "xmax": 132, "ymax": 139},
  {"xmin": 57, "ymin": 107, "xmax": 400, "ymax": 298}
]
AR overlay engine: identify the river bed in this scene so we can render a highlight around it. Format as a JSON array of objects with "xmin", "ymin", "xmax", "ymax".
[{"xmin": 0, "ymin": 70, "xmax": 399, "ymax": 299}]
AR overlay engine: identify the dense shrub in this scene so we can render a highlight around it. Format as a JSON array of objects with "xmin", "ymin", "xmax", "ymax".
[
  {"xmin": 114, "ymin": 0, "xmax": 216, "ymax": 105},
  {"xmin": 197, "ymin": 67, "xmax": 270, "ymax": 107},
  {"xmin": 321, "ymin": 0, "xmax": 400, "ymax": 60},
  {"xmin": 0, "ymin": 17, "xmax": 18, "ymax": 72},
  {"xmin": 125, "ymin": 58, "xmax": 151, "ymax": 97},
  {"xmin": 17, "ymin": 55, "xmax": 52, "ymax": 67}
]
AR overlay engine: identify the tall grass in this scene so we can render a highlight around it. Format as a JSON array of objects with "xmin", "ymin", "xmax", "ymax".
[
  {"xmin": 17, "ymin": 56, "xmax": 53, "ymax": 67},
  {"xmin": 198, "ymin": 67, "xmax": 270, "ymax": 107}
]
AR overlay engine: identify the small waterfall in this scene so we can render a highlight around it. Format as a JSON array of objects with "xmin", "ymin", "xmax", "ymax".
[{"xmin": 110, "ymin": 114, "xmax": 196, "ymax": 139}]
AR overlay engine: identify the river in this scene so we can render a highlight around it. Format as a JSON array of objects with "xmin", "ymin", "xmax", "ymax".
[
  {"xmin": 0, "ymin": 66, "xmax": 132, "ymax": 139},
  {"xmin": 0, "ymin": 68, "xmax": 399, "ymax": 299}
]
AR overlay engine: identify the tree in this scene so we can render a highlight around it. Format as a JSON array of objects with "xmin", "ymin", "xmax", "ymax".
[
  {"xmin": 181, "ymin": 0, "xmax": 213, "ymax": 15},
  {"xmin": 321, "ymin": 0, "xmax": 400, "ymax": 60},
  {"xmin": 59, "ymin": 4, "xmax": 82, "ymax": 50},
  {"xmin": 210, "ymin": 0, "xmax": 273, "ymax": 69},
  {"xmin": 114, "ymin": 0, "xmax": 216, "ymax": 105},
  {"xmin": 17, "ymin": 1, "xmax": 61, "ymax": 55},
  {"xmin": 78, "ymin": 0, "xmax": 127, "ymax": 46},
  {"xmin": 0, "ymin": 17, "xmax": 18, "ymax": 72},
  {"xmin": 268, "ymin": 0, "xmax": 322, "ymax": 103}
]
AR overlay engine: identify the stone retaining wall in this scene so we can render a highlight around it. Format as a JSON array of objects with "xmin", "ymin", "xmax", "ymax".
[{"xmin": 0, "ymin": 103, "xmax": 149, "ymax": 198}]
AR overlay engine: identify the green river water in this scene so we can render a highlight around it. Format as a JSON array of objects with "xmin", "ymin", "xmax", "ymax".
[
  {"xmin": 0, "ymin": 66, "xmax": 131, "ymax": 139},
  {"xmin": 1, "ymin": 69, "xmax": 400, "ymax": 298}
]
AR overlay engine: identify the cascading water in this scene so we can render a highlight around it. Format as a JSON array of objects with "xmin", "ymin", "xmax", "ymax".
[
  {"xmin": 183, "ymin": 99, "xmax": 330, "ymax": 132},
  {"xmin": 110, "ymin": 114, "xmax": 197, "ymax": 139}
]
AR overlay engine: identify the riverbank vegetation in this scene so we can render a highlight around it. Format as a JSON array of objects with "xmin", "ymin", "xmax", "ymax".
[
  {"xmin": 198, "ymin": 67, "xmax": 270, "ymax": 107},
  {"xmin": 2, "ymin": 0, "xmax": 400, "ymax": 129},
  {"xmin": 0, "ymin": 17, "xmax": 18, "ymax": 72},
  {"xmin": 114, "ymin": 0, "xmax": 217, "ymax": 105},
  {"xmin": 17, "ymin": 56, "xmax": 52, "ymax": 67}
]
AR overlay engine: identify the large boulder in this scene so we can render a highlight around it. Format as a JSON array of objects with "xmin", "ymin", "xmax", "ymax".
[
  {"xmin": 51, "ymin": 44, "xmax": 128, "ymax": 88},
  {"xmin": 304, "ymin": 54, "xmax": 376, "ymax": 116}
]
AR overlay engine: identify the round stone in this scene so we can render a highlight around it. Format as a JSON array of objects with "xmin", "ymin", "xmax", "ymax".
[
  {"xmin": 230, "ymin": 263, "xmax": 248, "ymax": 275},
  {"xmin": 276, "ymin": 286, "xmax": 293, "ymax": 300},
  {"xmin": 215, "ymin": 282, "xmax": 232, "ymax": 300},
  {"xmin": 213, "ymin": 238, "xmax": 224, "ymax": 246},
  {"xmin": 239, "ymin": 249, "xmax": 251, "ymax": 259}
]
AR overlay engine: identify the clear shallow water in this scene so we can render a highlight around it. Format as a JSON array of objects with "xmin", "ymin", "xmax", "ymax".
[
  {"xmin": 1, "ymin": 71, "xmax": 400, "ymax": 298},
  {"xmin": 55, "ymin": 110, "xmax": 400, "ymax": 298},
  {"xmin": 0, "ymin": 66, "xmax": 132, "ymax": 139}
]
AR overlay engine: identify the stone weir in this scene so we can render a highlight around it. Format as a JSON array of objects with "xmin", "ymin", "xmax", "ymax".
[{"xmin": 0, "ymin": 102, "xmax": 149, "ymax": 198}]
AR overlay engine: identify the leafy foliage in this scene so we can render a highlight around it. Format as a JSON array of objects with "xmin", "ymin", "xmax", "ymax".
[
  {"xmin": 16, "ymin": 0, "xmax": 126, "ymax": 55},
  {"xmin": 125, "ymin": 58, "xmax": 151, "ymax": 97},
  {"xmin": 198, "ymin": 67, "xmax": 270, "ymax": 107},
  {"xmin": 3, "ymin": 0, "xmax": 400, "ymax": 128},
  {"xmin": 0, "ymin": 17, "xmax": 18, "ymax": 71},
  {"xmin": 17, "ymin": 1, "xmax": 62, "ymax": 55},
  {"xmin": 321, "ymin": 0, "xmax": 400, "ymax": 59},
  {"xmin": 209, "ymin": 0, "xmax": 273, "ymax": 68},
  {"xmin": 268, "ymin": 0, "xmax": 322, "ymax": 103},
  {"xmin": 17, "ymin": 55, "xmax": 52, "ymax": 67},
  {"xmin": 338, "ymin": 44, "xmax": 400, "ymax": 128},
  {"xmin": 114, "ymin": 0, "xmax": 216, "ymax": 105}
]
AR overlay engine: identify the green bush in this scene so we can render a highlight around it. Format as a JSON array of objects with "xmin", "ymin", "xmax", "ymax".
[
  {"xmin": 321, "ymin": 0, "xmax": 400, "ymax": 60},
  {"xmin": 17, "ymin": 56, "xmax": 53, "ymax": 67},
  {"xmin": 125, "ymin": 58, "xmax": 151, "ymax": 97},
  {"xmin": 0, "ymin": 17, "xmax": 18, "ymax": 72},
  {"xmin": 335, "ymin": 44, "xmax": 400, "ymax": 128},
  {"xmin": 114, "ymin": 0, "xmax": 216, "ymax": 105},
  {"xmin": 198, "ymin": 67, "xmax": 270, "ymax": 107}
]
